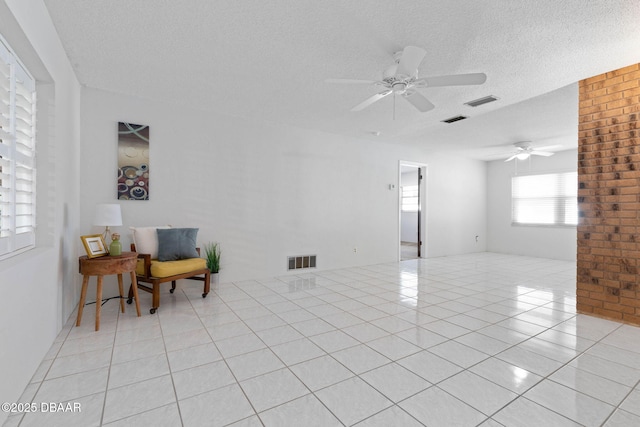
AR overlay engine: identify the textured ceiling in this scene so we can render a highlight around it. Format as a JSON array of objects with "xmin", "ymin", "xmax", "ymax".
[{"xmin": 43, "ymin": 0, "xmax": 640, "ymax": 159}]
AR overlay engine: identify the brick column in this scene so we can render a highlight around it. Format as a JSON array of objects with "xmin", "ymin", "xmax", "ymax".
[{"xmin": 577, "ymin": 64, "xmax": 640, "ymax": 325}]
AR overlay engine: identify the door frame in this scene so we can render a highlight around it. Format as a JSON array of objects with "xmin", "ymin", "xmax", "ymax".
[{"xmin": 398, "ymin": 161, "xmax": 428, "ymax": 261}]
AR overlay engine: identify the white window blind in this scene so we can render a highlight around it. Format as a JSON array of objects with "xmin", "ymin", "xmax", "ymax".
[
  {"xmin": 402, "ymin": 185, "xmax": 419, "ymax": 212},
  {"xmin": 512, "ymin": 171, "xmax": 577, "ymax": 227},
  {"xmin": 0, "ymin": 36, "xmax": 36, "ymax": 259}
]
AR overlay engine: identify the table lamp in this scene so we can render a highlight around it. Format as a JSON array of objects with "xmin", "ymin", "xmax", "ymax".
[{"xmin": 94, "ymin": 203, "xmax": 122, "ymax": 242}]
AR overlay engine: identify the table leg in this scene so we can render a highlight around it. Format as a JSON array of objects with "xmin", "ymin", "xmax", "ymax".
[
  {"xmin": 129, "ymin": 271, "xmax": 141, "ymax": 317},
  {"xmin": 117, "ymin": 273, "xmax": 125, "ymax": 313},
  {"xmin": 76, "ymin": 275, "xmax": 89, "ymax": 327},
  {"xmin": 95, "ymin": 275, "xmax": 103, "ymax": 331}
]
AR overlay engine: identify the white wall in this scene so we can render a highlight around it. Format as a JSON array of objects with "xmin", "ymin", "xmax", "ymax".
[
  {"xmin": 487, "ymin": 149, "xmax": 577, "ymax": 260},
  {"xmin": 80, "ymin": 87, "xmax": 489, "ymax": 291},
  {"xmin": 425, "ymin": 156, "xmax": 487, "ymax": 256},
  {"xmin": 0, "ymin": 0, "xmax": 81, "ymax": 422},
  {"xmin": 0, "ymin": 6, "xmax": 488, "ymax": 410}
]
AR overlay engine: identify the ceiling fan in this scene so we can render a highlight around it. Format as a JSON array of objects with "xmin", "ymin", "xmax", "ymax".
[
  {"xmin": 326, "ymin": 46, "xmax": 487, "ymax": 113},
  {"xmin": 504, "ymin": 141, "xmax": 556, "ymax": 162}
]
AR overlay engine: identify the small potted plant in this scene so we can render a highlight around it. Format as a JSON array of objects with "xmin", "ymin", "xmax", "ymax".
[{"xmin": 204, "ymin": 242, "xmax": 221, "ymax": 284}]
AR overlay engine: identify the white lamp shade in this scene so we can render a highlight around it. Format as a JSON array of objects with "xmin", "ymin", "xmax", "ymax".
[{"xmin": 94, "ymin": 204, "xmax": 123, "ymax": 226}]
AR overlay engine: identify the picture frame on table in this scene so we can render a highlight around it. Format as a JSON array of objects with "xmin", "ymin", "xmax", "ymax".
[{"xmin": 81, "ymin": 234, "xmax": 109, "ymax": 258}]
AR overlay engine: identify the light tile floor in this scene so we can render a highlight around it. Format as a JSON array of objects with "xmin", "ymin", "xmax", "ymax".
[
  {"xmin": 4, "ymin": 252, "xmax": 640, "ymax": 426},
  {"xmin": 400, "ymin": 242, "xmax": 418, "ymax": 261}
]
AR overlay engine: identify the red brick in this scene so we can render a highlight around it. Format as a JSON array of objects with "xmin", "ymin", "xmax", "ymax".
[
  {"xmin": 620, "ymin": 296, "xmax": 640, "ymax": 308},
  {"xmin": 603, "ymin": 75, "xmax": 625, "ymax": 88},
  {"xmin": 622, "ymin": 313, "xmax": 640, "ymax": 325},
  {"xmin": 592, "ymin": 92, "xmax": 623, "ymax": 105},
  {"xmin": 590, "ymin": 291, "xmax": 620, "ymax": 303},
  {"xmin": 581, "ymin": 104, "xmax": 607, "ymax": 115},
  {"xmin": 624, "ymin": 86, "xmax": 640, "ymax": 98},
  {"xmin": 609, "ymin": 64, "xmax": 640, "ymax": 76},
  {"xmin": 593, "ymin": 307, "xmax": 624, "ymax": 319},
  {"xmin": 583, "ymin": 87, "xmax": 608, "ymax": 100},
  {"xmin": 608, "ymin": 80, "xmax": 639, "ymax": 94},
  {"xmin": 577, "ymin": 283, "xmax": 604, "ymax": 293},
  {"xmin": 583, "ymin": 73, "xmax": 607, "ymax": 86},
  {"xmin": 623, "ymin": 69, "xmax": 640, "ymax": 82},
  {"xmin": 593, "ymin": 108, "xmax": 625, "ymax": 120},
  {"xmin": 578, "ymin": 63, "xmax": 640, "ymax": 325},
  {"xmin": 604, "ymin": 302, "xmax": 635, "ymax": 314},
  {"xmin": 578, "ymin": 297, "xmax": 603, "ymax": 308}
]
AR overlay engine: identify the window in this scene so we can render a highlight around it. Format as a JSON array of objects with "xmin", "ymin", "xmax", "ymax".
[
  {"xmin": 402, "ymin": 185, "xmax": 419, "ymax": 212},
  {"xmin": 0, "ymin": 36, "xmax": 36, "ymax": 259},
  {"xmin": 512, "ymin": 171, "xmax": 577, "ymax": 227}
]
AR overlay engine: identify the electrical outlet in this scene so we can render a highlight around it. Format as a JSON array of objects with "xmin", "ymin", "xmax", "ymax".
[{"xmin": 353, "ymin": 247, "xmax": 357, "ymax": 253}]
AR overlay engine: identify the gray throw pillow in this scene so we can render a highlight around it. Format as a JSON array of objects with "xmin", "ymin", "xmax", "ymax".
[{"xmin": 157, "ymin": 228, "xmax": 199, "ymax": 261}]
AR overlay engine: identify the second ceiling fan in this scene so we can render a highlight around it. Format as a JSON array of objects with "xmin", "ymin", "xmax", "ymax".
[
  {"xmin": 327, "ymin": 46, "xmax": 487, "ymax": 113},
  {"xmin": 504, "ymin": 141, "xmax": 556, "ymax": 162}
]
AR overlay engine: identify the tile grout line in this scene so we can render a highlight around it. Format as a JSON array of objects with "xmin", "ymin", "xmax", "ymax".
[{"xmin": 8, "ymin": 254, "xmax": 640, "ymax": 427}]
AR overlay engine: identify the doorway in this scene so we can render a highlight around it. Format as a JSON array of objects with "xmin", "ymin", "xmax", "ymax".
[{"xmin": 399, "ymin": 162, "xmax": 427, "ymax": 261}]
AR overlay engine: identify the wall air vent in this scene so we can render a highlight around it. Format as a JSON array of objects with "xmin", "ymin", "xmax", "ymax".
[
  {"xmin": 464, "ymin": 95, "xmax": 499, "ymax": 107},
  {"xmin": 287, "ymin": 255, "xmax": 317, "ymax": 270},
  {"xmin": 441, "ymin": 115, "xmax": 468, "ymax": 124}
]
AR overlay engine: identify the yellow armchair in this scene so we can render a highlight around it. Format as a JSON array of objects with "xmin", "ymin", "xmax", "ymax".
[{"xmin": 128, "ymin": 243, "xmax": 210, "ymax": 314}]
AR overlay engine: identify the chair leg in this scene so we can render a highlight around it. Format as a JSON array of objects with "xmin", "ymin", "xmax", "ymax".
[
  {"xmin": 150, "ymin": 282, "xmax": 160, "ymax": 314},
  {"xmin": 170, "ymin": 280, "xmax": 177, "ymax": 294},
  {"xmin": 127, "ymin": 282, "xmax": 134, "ymax": 304},
  {"xmin": 203, "ymin": 270, "xmax": 210, "ymax": 298}
]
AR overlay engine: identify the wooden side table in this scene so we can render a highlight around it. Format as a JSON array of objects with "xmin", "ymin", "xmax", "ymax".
[{"xmin": 77, "ymin": 252, "xmax": 141, "ymax": 331}]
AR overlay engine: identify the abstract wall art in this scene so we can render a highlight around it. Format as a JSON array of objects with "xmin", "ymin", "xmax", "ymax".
[{"xmin": 117, "ymin": 122, "xmax": 149, "ymax": 200}]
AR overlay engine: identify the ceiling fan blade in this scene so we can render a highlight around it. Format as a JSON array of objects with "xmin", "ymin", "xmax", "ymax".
[
  {"xmin": 396, "ymin": 46, "xmax": 426, "ymax": 77},
  {"xmin": 504, "ymin": 154, "xmax": 518, "ymax": 162},
  {"xmin": 402, "ymin": 90, "xmax": 435, "ymax": 112},
  {"xmin": 351, "ymin": 90, "xmax": 392, "ymax": 112},
  {"xmin": 530, "ymin": 150, "xmax": 554, "ymax": 157},
  {"xmin": 325, "ymin": 78, "xmax": 378, "ymax": 85},
  {"xmin": 534, "ymin": 144, "xmax": 562, "ymax": 151},
  {"xmin": 416, "ymin": 73, "xmax": 487, "ymax": 87}
]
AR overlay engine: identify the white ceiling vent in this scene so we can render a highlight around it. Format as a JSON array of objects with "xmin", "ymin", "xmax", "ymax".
[
  {"xmin": 441, "ymin": 115, "xmax": 468, "ymax": 124},
  {"xmin": 465, "ymin": 95, "xmax": 499, "ymax": 107}
]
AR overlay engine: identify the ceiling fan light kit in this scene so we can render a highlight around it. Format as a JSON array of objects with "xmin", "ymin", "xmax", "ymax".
[{"xmin": 327, "ymin": 46, "xmax": 487, "ymax": 115}]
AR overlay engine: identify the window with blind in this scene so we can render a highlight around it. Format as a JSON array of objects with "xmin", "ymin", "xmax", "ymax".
[
  {"xmin": 511, "ymin": 171, "xmax": 577, "ymax": 227},
  {"xmin": 0, "ymin": 36, "xmax": 36, "ymax": 259}
]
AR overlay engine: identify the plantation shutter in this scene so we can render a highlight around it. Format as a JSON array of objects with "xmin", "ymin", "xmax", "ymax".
[{"xmin": 0, "ymin": 37, "xmax": 36, "ymax": 258}]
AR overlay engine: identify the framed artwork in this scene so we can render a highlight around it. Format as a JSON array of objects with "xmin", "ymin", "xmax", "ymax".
[
  {"xmin": 81, "ymin": 234, "xmax": 109, "ymax": 258},
  {"xmin": 118, "ymin": 122, "xmax": 150, "ymax": 200}
]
